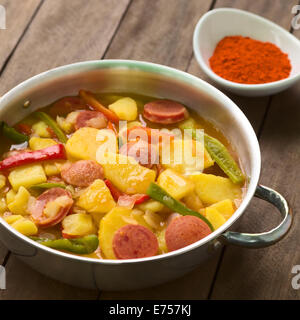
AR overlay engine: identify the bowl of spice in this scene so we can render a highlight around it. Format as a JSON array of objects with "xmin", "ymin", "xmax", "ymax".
[{"xmin": 193, "ymin": 8, "xmax": 300, "ymax": 96}]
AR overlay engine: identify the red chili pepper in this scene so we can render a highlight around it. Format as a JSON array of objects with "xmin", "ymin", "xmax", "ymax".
[
  {"xmin": 15, "ymin": 123, "xmax": 32, "ymax": 136},
  {"xmin": 0, "ymin": 144, "xmax": 67, "ymax": 171},
  {"xmin": 107, "ymin": 121, "xmax": 117, "ymax": 135},
  {"xmin": 79, "ymin": 90, "xmax": 119, "ymax": 124},
  {"xmin": 134, "ymin": 194, "xmax": 150, "ymax": 204},
  {"xmin": 46, "ymin": 127, "xmax": 58, "ymax": 139},
  {"xmin": 117, "ymin": 194, "xmax": 150, "ymax": 208},
  {"xmin": 104, "ymin": 179, "xmax": 149, "ymax": 205},
  {"xmin": 104, "ymin": 179, "xmax": 123, "ymax": 202}
]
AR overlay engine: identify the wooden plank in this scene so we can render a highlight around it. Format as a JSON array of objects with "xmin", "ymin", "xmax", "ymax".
[
  {"xmin": 0, "ymin": 0, "xmax": 42, "ymax": 69},
  {"xmin": 0, "ymin": 0, "xmax": 131, "ymax": 95},
  {"xmin": 209, "ymin": 0, "xmax": 300, "ymax": 299},
  {"xmin": 0, "ymin": 0, "xmax": 130, "ymax": 299},
  {"xmin": 103, "ymin": 0, "xmax": 211, "ymax": 69},
  {"xmin": 100, "ymin": 0, "xmax": 220, "ymax": 300}
]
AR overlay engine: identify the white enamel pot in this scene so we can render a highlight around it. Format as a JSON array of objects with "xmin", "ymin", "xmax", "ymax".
[{"xmin": 0, "ymin": 60, "xmax": 292, "ymax": 291}]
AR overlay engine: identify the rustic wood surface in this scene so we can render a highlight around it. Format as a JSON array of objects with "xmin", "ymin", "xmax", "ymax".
[{"xmin": 0, "ymin": 0, "xmax": 299, "ymax": 300}]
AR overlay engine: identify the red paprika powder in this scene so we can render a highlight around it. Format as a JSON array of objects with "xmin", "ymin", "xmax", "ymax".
[{"xmin": 209, "ymin": 36, "xmax": 291, "ymax": 84}]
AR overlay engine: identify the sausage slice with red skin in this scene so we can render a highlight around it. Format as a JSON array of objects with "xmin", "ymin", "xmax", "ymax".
[
  {"xmin": 75, "ymin": 110, "xmax": 107, "ymax": 130},
  {"xmin": 61, "ymin": 160, "xmax": 104, "ymax": 187},
  {"xmin": 119, "ymin": 140, "xmax": 158, "ymax": 168},
  {"xmin": 113, "ymin": 224, "xmax": 159, "ymax": 259},
  {"xmin": 50, "ymin": 97, "xmax": 88, "ymax": 117},
  {"xmin": 143, "ymin": 100, "xmax": 189, "ymax": 124},
  {"xmin": 29, "ymin": 188, "xmax": 73, "ymax": 228},
  {"xmin": 165, "ymin": 215, "xmax": 211, "ymax": 252}
]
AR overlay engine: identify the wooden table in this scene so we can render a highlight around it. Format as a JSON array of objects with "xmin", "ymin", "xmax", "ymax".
[{"xmin": 0, "ymin": 0, "xmax": 299, "ymax": 300}]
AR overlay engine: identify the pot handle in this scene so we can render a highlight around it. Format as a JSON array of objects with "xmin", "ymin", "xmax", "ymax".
[{"xmin": 219, "ymin": 185, "xmax": 292, "ymax": 248}]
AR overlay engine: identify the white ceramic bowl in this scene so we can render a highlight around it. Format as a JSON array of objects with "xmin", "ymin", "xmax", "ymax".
[{"xmin": 193, "ymin": 8, "xmax": 300, "ymax": 97}]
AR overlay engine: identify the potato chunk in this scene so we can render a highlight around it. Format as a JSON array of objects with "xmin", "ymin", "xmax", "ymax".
[
  {"xmin": 0, "ymin": 174, "xmax": 6, "ymax": 189},
  {"xmin": 210, "ymin": 199, "xmax": 235, "ymax": 220},
  {"xmin": 206, "ymin": 207, "xmax": 226, "ymax": 230},
  {"xmin": 56, "ymin": 116, "xmax": 74, "ymax": 134},
  {"xmin": 190, "ymin": 173, "xmax": 242, "ymax": 205},
  {"xmin": 6, "ymin": 189, "xmax": 16, "ymax": 204},
  {"xmin": 99, "ymin": 206, "xmax": 151, "ymax": 259},
  {"xmin": 4, "ymin": 214, "xmax": 23, "ymax": 224},
  {"xmin": 99, "ymin": 153, "xmax": 156, "ymax": 194},
  {"xmin": 66, "ymin": 127, "xmax": 99, "ymax": 160},
  {"xmin": 7, "ymin": 186, "xmax": 31, "ymax": 215},
  {"xmin": 137, "ymin": 200, "xmax": 164, "ymax": 213},
  {"xmin": 157, "ymin": 169, "xmax": 194, "ymax": 199},
  {"xmin": 182, "ymin": 192, "xmax": 204, "ymax": 211},
  {"xmin": 32, "ymin": 121, "xmax": 51, "ymax": 138},
  {"xmin": 8, "ymin": 164, "xmax": 47, "ymax": 191},
  {"xmin": 66, "ymin": 127, "xmax": 117, "ymax": 161},
  {"xmin": 4, "ymin": 214, "xmax": 38, "ymax": 236},
  {"xmin": 11, "ymin": 218, "xmax": 38, "ymax": 236},
  {"xmin": 43, "ymin": 161, "xmax": 63, "ymax": 176},
  {"xmin": 161, "ymin": 139, "xmax": 214, "ymax": 173},
  {"xmin": 76, "ymin": 179, "xmax": 116, "ymax": 214},
  {"xmin": 29, "ymin": 137, "xmax": 57, "ymax": 150},
  {"xmin": 0, "ymin": 198, "xmax": 7, "ymax": 213},
  {"xmin": 62, "ymin": 213, "xmax": 96, "ymax": 237},
  {"xmin": 108, "ymin": 97, "xmax": 137, "ymax": 121}
]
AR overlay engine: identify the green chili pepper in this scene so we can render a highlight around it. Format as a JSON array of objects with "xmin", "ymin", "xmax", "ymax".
[
  {"xmin": 0, "ymin": 121, "xmax": 29, "ymax": 143},
  {"xmin": 30, "ymin": 234, "xmax": 99, "ymax": 254},
  {"xmin": 203, "ymin": 134, "xmax": 245, "ymax": 184},
  {"xmin": 146, "ymin": 182, "xmax": 214, "ymax": 231},
  {"xmin": 118, "ymin": 136, "xmax": 124, "ymax": 148},
  {"xmin": 34, "ymin": 112, "xmax": 67, "ymax": 143},
  {"xmin": 179, "ymin": 120, "xmax": 245, "ymax": 184},
  {"xmin": 31, "ymin": 182, "xmax": 66, "ymax": 190}
]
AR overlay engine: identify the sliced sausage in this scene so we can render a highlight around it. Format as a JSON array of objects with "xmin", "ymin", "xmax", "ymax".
[
  {"xmin": 165, "ymin": 215, "xmax": 211, "ymax": 252},
  {"xmin": 119, "ymin": 140, "xmax": 158, "ymax": 168},
  {"xmin": 29, "ymin": 188, "xmax": 73, "ymax": 228},
  {"xmin": 75, "ymin": 110, "xmax": 107, "ymax": 130},
  {"xmin": 113, "ymin": 224, "xmax": 159, "ymax": 259},
  {"xmin": 61, "ymin": 160, "xmax": 104, "ymax": 187},
  {"xmin": 47, "ymin": 176, "xmax": 64, "ymax": 184},
  {"xmin": 50, "ymin": 97, "xmax": 88, "ymax": 117},
  {"xmin": 143, "ymin": 100, "xmax": 189, "ymax": 124}
]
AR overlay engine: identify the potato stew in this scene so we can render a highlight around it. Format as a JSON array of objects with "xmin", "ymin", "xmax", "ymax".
[{"xmin": 0, "ymin": 90, "xmax": 245, "ymax": 259}]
